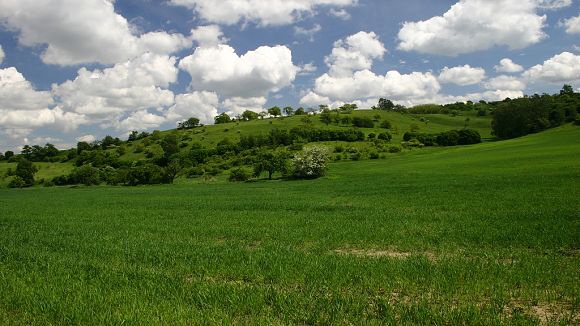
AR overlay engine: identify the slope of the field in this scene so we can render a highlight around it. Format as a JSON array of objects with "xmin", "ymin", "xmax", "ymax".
[
  {"xmin": 120, "ymin": 109, "xmax": 492, "ymax": 161},
  {"xmin": 0, "ymin": 126, "xmax": 577, "ymax": 324}
]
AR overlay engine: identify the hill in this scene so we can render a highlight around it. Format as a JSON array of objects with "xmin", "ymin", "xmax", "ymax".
[{"xmin": 0, "ymin": 125, "xmax": 578, "ymax": 323}]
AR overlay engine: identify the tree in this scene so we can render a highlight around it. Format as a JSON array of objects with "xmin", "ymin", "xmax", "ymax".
[
  {"xmin": 319, "ymin": 111, "xmax": 332, "ymax": 125},
  {"xmin": 178, "ymin": 117, "xmax": 201, "ymax": 130},
  {"xmin": 77, "ymin": 142, "xmax": 92, "ymax": 154},
  {"xmin": 160, "ymin": 133, "xmax": 180, "ymax": 163},
  {"xmin": 375, "ymin": 98, "xmax": 395, "ymax": 110},
  {"xmin": 295, "ymin": 107, "xmax": 306, "ymax": 115},
  {"xmin": 380, "ymin": 120, "xmax": 392, "ymax": 129},
  {"xmin": 241, "ymin": 110, "xmax": 259, "ymax": 121},
  {"xmin": 253, "ymin": 150, "xmax": 289, "ymax": 180},
  {"xmin": 560, "ymin": 84, "xmax": 574, "ymax": 96},
  {"xmin": 283, "ymin": 106, "xmax": 294, "ymax": 116},
  {"xmin": 215, "ymin": 112, "xmax": 232, "ymax": 124},
  {"xmin": 4, "ymin": 151, "xmax": 14, "ymax": 161},
  {"xmin": 292, "ymin": 146, "xmax": 329, "ymax": 179},
  {"xmin": 14, "ymin": 159, "xmax": 38, "ymax": 187},
  {"xmin": 268, "ymin": 106, "xmax": 282, "ymax": 117}
]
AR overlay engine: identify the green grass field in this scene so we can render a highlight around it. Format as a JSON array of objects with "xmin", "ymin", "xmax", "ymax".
[{"xmin": 0, "ymin": 126, "xmax": 578, "ymax": 324}]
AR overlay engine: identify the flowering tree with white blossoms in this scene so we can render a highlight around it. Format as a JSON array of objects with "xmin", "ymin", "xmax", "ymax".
[{"xmin": 291, "ymin": 146, "xmax": 329, "ymax": 179}]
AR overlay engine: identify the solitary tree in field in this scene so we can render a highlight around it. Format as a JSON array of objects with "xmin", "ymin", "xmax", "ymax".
[
  {"xmin": 215, "ymin": 112, "xmax": 232, "ymax": 124},
  {"xmin": 15, "ymin": 159, "xmax": 38, "ymax": 187},
  {"xmin": 178, "ymin": 117, "xmax": 201, "ymax": 129},
  {"xmin": 283, "ymin": 106, "xmax": 294, "ymax": 116},
  {"xmin": 268, "ymin": 106, "xmax": 282, "ymax": 117}
]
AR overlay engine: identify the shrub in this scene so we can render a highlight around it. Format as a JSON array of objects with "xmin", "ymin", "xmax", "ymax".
[
  {"xmin": 70, "ymin": 165, "xmax": 101, "ymax": 186},
  {"xmin": 436, "ymin": 130, "xmax": 460, "ymax": 146},
  {"xmin": 380, "ymin": 120, "xmax": 392, "ymax": 129},
  {"xmin": 368, "ymin": 133, "xmax": 376, "ymax": 140},
  {"xmin": 457, "ymin": 129, "xmax": 482, "ymax": 145},
  {"xmin": 369, "ymin": 152, "xmax": 380, "ymax": 159},
  {"xmin": 292, "ymin": 146, "xmax": 329, "ymax": 179},
  {"xmin": 388, "ymin": 146, "xmax": 402, "ymax": 153},
  {"xmin": 377, "ymin": 132, "xmax": 392, "ymax": 142},
  {"xmin": 352, "ymin": 117, "xmax": 375, "ymax": 128},
  {"xmin": 8, "ymin": 176, "xmax": 26, "ymax": 188},
  {"xmin": 228, "ymin": 167, "xmax": 252, "ymax": 182}
]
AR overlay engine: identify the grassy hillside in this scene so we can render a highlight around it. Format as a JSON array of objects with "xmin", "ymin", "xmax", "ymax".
[
  {"xmin": 0, "ymin": 125, "xmax": 577, "ymax": 324},
  {"xmin": 0, "ymin": 109, "xmax": 491, "ymax": 185},
  {"xmin": 120, "ymin": 109, "xmax": 492, "ymax": 161}
]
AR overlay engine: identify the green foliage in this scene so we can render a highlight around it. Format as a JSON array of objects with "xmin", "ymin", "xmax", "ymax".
[
  {"xmin": 283, "ymin": 106, "xmax": 294, "ymax": 116},
  {"xmin": 404, "ymin": 129, "xmax": 481, "ymax": 147},
  {"xmin": 8, "ymin": 176, "xmax": 26, "ymax": 188},
  {"xmin": 241, "ymin": 110, "xmax": 259, "ymax": 121},
  {"xmin": 14, "ymin": 159, "xmax": 38, "ymax": 187},
  {"xmin": 268, "ymin": 106, "xmax": 282, "ymax": 117},
  {"xmin": 178, "ymin": 117, "xmax": 201, "ymax": 130},
  {"xmin": 377, "ymin": 132, "xmax": 392, "ymax": 142},
  {"xmin": 374, "ymin": 98, "xmax": 395, "ymax": 110},
  {"xmin": 228, "ymin": 167, "xmax": 252, "ymax": 182},
  {"xmin": 380, "ymin": 120, "xmax": 392, "ymax": 129},
  {"xmin": 126, "ymin": 163, "xmax": 164, "ymax": 186},
  {"xmin": 69, "ymin": 165, "xmax": 101, "ymax": 186},
  {"xmin": 253, "ymin": 150, "xmax": 289, "ymax": 179},
  {"xmin": 214, "ymin": 113, "xmax": 232, "ymax": 124},
  {"xmin": 352, "ymin": 116, "xmax": 374, "ymax": 128}
]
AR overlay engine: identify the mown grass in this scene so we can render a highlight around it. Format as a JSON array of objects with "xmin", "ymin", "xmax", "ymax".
[{"xmin": 0, "ymin": 126, "xmax": 577, "ymax": 324}]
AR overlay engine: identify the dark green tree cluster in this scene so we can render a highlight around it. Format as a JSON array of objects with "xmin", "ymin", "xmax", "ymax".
[
  {"xmin": 492, "ymin": 86, "xmax": 579, "ymax": 139},
  {"xmin": 8, "ymin": 159, "xmax": 38, "ymax": 188},
  {"xmin": 403, "ymin": 129, "xmax": 481, "ymax": 147},
  {"xmin": 177, "ymin": 117, "xmax": 201, "ymax": 130}
]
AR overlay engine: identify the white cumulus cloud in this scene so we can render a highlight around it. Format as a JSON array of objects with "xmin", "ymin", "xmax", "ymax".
[
  {"xmin": 53, "ymin": 53, "xmax": 177, "ymax": 122},
  {"xmin": 179, "ymin": 44, "xmax": 298, "ymax": 98},
  {"xmin": 536, "ymin": 0, "xmax": 572, "ymax": 9},
  {"xmin": 325, "ymin": 31, "xmax": 386, "ymax": 77},
  {"xmin": 166, "ymin": 91, "xmax": 219, "ymax": 125},
  {"xmin": 0, "ymin": 0, "xmax": 192, "ymax": 66},
  {"xmin": 222, "ymin": 96, "xmax": 268, "ymax": 115},
  {"xmin": 190, "ymin": 25, "xmax": 228, "ymax": 47},
  {"xmin": 438, "ymin": 65, "xmax": 486, "ymax": 86},
  {"xmin": 169, "ymin": 0, "xmax": 356, "ymax": 26},
  {"xmin": 484, "ymin": 75, "xmax": 526, "ymax": 91},
  {"xmin": 398, "ymin": 0, "xmax": 547, "ymax": 56},
  {"xmin": 562, "ymin": 15, "xmax": 580, "ymax": 34},
  {"xmin": 523, "ymin": 52, "xmax": 580, "ymax": 85},
  {"xmin": 494, "ymin": 58, "xmax": 524, "ymax": 73}
]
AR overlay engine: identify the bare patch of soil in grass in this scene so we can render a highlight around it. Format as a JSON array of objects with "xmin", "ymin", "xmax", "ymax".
[
  {"xmin": 333, "ymin": 248, "xmax": 437, "ymax": 261},
  {"xmin": 503, "ymin": 301, "xmax": 579, "ymax": 325}
]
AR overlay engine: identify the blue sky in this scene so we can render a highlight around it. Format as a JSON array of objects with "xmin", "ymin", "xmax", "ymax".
[{"xmin": 0, "ymin": 0, "xmax": 578, "ymax": 152}]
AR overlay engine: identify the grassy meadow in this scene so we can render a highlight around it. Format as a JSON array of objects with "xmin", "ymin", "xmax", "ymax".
[{"xmin": 0, "ymin": 125, "xmax": 578, "ymax": 324}]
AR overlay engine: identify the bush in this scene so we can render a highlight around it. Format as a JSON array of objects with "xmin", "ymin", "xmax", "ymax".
[
  {"xmin": 380, "ymin": 120, "xmax": 392, "ymax": 129},
  {"xmin": 369, "ymin": 152, "xmax": 380, "ymax": 159},
  {"xmin": 457, "ymin": 129, "xmax": 482, "ymax": 145},
  {"xmin": 367, "ymin": 133, "xmax": 376, "ymax": 140},
  {"xmin": 377, "ymin": 132, "xmax": 392, "ymax": 142},
  {"xmin": 292, "ymin": 146, "xmax": 329, "ymax": 179},
  {"xmin": 70, "ymin": 165, "xmax": 101, "ymax": 186},
  {"xmin": 436, "ymin": 130, "xmax": 460, "ymax": 146},
  {"xmin": 8, "ymin": 176, "xmax": 26, "ymax": 188},
  {"xmin": 228, "ymin": 167, "xmax": 252, "ymax": 182},
  {"xmin": 388, "ymin": 146, "xmax": 402, "ymax": 153},
  {"xmin": 352, "ymin": 117, "xmax": 375, "ymax": 128}
]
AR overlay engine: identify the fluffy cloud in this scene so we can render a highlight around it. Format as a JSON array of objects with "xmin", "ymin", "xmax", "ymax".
[
  {"xmin": 222, "ymin": 97, "xmax": 268, "ymax": 115},
  {"xmin": 484, "ymin": 76, "xmax": 526, "ymax": 91},
  {"xmin": 0, "ymin": 67, "xmax": 53, "ymax": 111},
  {"xmin": 53, "ymin": 53, "xmax": 177, "ymax": 119},
  {"xmin": 562, "ymin": 15, "xmax": 580, "ymax": 34},
  {"xmin": 76, "ymin": 135, "xmax": 96, "ymax": 143},
  {"xmin": 0, "ymin": 0, "xmax": 192, "ymax": 65},
  {"xmin": 169, "ymin": 0, "xmax": 355, "ymax": 26},
  {"xmin": 312, "ymin": 70, "xmax": 441, "ymax": 103},
  {"xmin": 0, "ymin": 67, "xmax": 86, "ymax": 140},
  {"xmin": 166, "ymin": 91, "xmax": 219, "ymax": 125},
  {"xmin": 179, "ymin": 44, "xmax": 298, "ymax": 98},
  {"xmin": 494, "ymin": 58, "xmax": 524, "ymax": 73},
  {"xmin": 523, "ymin": 52, "xmax": 580, "ymax": 84},
  {"xmin": 398, "ymin": 0, "xmax": 546, "ymax": 56},
  {"xmin": 190, "ymin": 25, "xmax": 228, "ymax": 47},
  {"xmin": 0, "ymin": 45, "xmax": 4, "ymax": 64},
  {"xmin": 115, "ymin": 110, "xmax": 166, "ymax": 132},
  {"xmin": 438, "ymin": 65, "xmax": 486, "ymax": 86},
  {"xmin": 325, "ymin": 31, "xmax": 386, "ymax": 77},
  {"xmin": 300, "ymin": 91, "xmax": 331, "ymax": 106}
]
